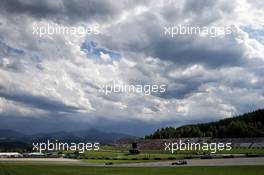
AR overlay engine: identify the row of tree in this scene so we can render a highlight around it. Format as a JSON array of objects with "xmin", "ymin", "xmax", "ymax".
[{"xmin": 145, "ymin": 109, "xmax": 264, "ymax": 139}]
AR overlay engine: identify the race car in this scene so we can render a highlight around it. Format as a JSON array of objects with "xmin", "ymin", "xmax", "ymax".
[{"xmin": 171, "ymin": 160, "xmax": 187, "ymax": 165}]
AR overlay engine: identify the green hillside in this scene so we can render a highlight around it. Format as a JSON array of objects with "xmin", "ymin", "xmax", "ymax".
[{"xmin": 146, "ymin": 109, "xmax": 264, "ymax": 139}]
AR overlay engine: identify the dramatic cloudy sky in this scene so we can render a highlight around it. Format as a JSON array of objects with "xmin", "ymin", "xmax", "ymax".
[{"xmin": 0, "ymin": 0, "xmax": 264, "ymax": 136}]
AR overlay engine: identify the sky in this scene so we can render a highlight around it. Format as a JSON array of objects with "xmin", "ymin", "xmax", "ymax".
[{"xmin": 0, "ymin": 0, "xmax": 264, "ymax": 136}]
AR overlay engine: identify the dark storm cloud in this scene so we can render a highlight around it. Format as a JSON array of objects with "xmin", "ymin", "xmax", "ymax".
[
  {"xmin": 161, "ymin": 83, "xmax": 200, "ymax": 99},
  {"xmin": 0, "ymin": 87, "xmax": 80, "ymax": 113},
  {"xmin": 122, "ymin": 34, "xmax": 245, "ymax": 68},
  {"xmin": 148, "ymin": 35, "xmax": 246, "ymax": 68},
  {"xmin": 98, "ymin": 6, "xmax": 245, "ymax": 69},
  {"xmin": 0, "ymin": 114, "xmax": 84, "ymax": 134},
  {"xmin": 0, "ymin": 0, "xmax": 61, "ymax": 19},
  {"xmin": 183, "ymin": 0, "xmax": 235, "ymax": 25},
  {"xmin": 0, "ymin": 0, "xmax": 124, "ymax": 23},
  {"xmin": 0, "ymin": 0, "xmax": 244, "ymax": 68},
  {"xmin": 0, "ymin": 114, "xmax": 193, "ymax": 136}
]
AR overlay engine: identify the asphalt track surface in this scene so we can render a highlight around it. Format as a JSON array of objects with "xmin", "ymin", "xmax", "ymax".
[
  {"xmin": 1, "ymin": 157, "xmax": 264, "ymax": 167},
  {"xmin": 111, "ymin": 157, "xmax": 264, "ymax": 167}
]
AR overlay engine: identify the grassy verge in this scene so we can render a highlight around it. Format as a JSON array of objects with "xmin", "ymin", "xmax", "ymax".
[
  {"xmin": 0, "ymin": 163, "xmax": 263, "ymax": 175},
  {"xmin": 81, "ymin": 159, "xmax": 159, "ymax": 163}
]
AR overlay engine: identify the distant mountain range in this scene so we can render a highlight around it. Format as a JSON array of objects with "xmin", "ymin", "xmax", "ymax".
[
  {"xmin": 0, "ymin": 129, "xmax": 138, "ymax": 151},
  {"xmin": 0, "ymin": 129, "xmax": 26, "ymax": 138}
]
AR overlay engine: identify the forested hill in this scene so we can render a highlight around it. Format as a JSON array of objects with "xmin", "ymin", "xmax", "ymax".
[{"xmin": 145, "ymin": 109, "xmax": 264, "ymax": 139}]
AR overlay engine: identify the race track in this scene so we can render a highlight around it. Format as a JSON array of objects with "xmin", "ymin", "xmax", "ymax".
[{"xmin": 1, "ymin": 157, "xmax": 264, "ymax": 167}]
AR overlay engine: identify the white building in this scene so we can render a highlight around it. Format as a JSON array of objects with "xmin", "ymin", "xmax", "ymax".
[
  {"xmin": 23, "ymin": 152, "xmax": 45, "ymax": 157},
  {"xmin": 0, "ymin": 152, "xmax": 23, "ymax": 158}
]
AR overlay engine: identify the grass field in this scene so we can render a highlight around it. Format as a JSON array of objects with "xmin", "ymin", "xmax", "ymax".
[
  {"xmin": 0, "ymin": 164, "xmax": 263, "ymax": 175},
  {"xmin": 81, "ymin": 159, "xmax": 159, "ymax": 163}
]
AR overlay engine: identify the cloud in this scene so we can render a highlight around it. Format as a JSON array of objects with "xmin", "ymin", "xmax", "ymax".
[
  {"xmin": 0, "ymin": 0, "xmax": 126, "ymax": 24},
  {"xmin": 0, "ymin": 87, "xmax": 81, "ymax": 113},
  {"xmin": 0, "ymin": 0, "xmax": 264, "ymax": 135}
]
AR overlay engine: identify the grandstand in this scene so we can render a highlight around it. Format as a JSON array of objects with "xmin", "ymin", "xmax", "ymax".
[{"xmin": 116, "ymin": 137, "xmax": 264, "ymax": 149}]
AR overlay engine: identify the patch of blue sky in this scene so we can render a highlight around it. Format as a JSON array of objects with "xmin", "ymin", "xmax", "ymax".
[
  {"xmin": 0, "ymin": 41, "xmax": 25, "ymax": 57},
  {"xmin": 241, "ymin": 26, "xmax": 264, "ymax": 44},
  {"xmin": 80, "ymin": 41, "xmax": 121, "ymax": 64},
  {"xmin": 7, "ymin": 46, "xmax": 25, "ymax": 56}
]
